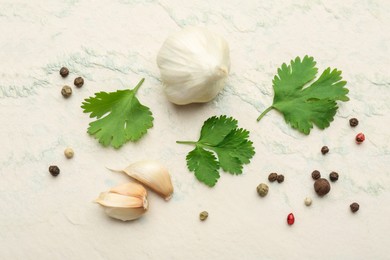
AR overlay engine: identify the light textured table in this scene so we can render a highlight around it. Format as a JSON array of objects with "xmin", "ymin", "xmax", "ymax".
[{"xmin": 1, "ymin": 1, "xmax": 389, "ymax": 259}]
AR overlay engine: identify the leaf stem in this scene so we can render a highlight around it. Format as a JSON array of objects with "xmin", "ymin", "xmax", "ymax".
[
  {"xmin": 257, "ymin": 106, "xmax": 273, "ymax": 122},
  {"xmin": 176, "ymin": 140, "xmax": 197, "ymax": 145},
  {"xmin": 133, "ymin": 78, "xmax": 145, "ymax": 93}
]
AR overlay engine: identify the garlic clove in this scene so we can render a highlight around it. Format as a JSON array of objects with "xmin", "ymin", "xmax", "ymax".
[
  {"xmin": 104, "ymin": 207, "xmax": 147, "ymax": 221},
  {"xmin": 123, "ymin": 160, "xmax": 174, "ymax": 201},
  {"xmin": 109, "ymin": 182, "xmax": 147, "ymax": 199},
  {"xmin": 95, "ymin": 192, "xmax": 145, "ymax": 208},
  {"xmin": 95, "ymin": 182, "xmax": 148, "ymax": 221}
]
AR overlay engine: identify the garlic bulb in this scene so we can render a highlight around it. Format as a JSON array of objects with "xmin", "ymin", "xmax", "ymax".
[
  {"xmin": 122, "ymin": 160, "xmax": 174, "ymax": 201},
  {"xmin": 157, "ymin": 27, "xmax": 230, "ymax": 105},
  {"xmin": 95, "ymin": 182, "xmax": 148, "ymax": 221}
]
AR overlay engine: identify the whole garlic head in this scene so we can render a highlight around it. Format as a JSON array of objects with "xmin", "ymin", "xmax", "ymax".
[
  {"xmin": 157, "ymin": 27, "xmax": 230, "ymax": 105},
  {"xmin": 95, "ymin": 182, "xmax": 148, "ymax": 221}
]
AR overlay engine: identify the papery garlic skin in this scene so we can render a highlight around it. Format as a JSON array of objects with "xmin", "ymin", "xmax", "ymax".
[
  {"xmin": 123, "ymin": 160, "xmax": 174, "ymax": 201},
  {"xmin": 157, "ymin": 27, "xmax": 230, "ymax": 105},
  {"xmin": 95, "ymin": 182, "xmax": 148, "ymax": 221}
]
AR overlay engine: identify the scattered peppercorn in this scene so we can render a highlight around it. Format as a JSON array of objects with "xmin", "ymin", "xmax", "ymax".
[
  {"xmin": 355, "ymin": 133, "xmax": 365, "ymax": 144},
  {"xmin": 287, "ymin": 213, "xmax": 295, "ymax": 225},
  {"xmin": 314, "ymin": 178, "xmax": 331, "ymax": 196},
  {"xmin": 64, "ymin": 147, "xmax": 74, "ymax": 159},
  {"xmin": 61, "ymin": 85, "xmax": 72, "ymax": 98},
  {"xmin": 276, "ymin": 174, "xmax": 284, "ymax": 183},
  {"xmin": 329, "ymin": 171, "xmax": 339, "ymax": 182},
  {"xmin": 268, "ymin": 172, "xmax": 278, "ymax": 182},
  {"xmin": 304, "ymin": 197, "xmax": 312, "ymax": 206},
  {"xmin": 199, "ymin": 211, "xmax": 208, "ymax": 221},
  {"xmin": 321, "ymin": 146, "xmax": 329, "ymax": 155},
  {"xmin": 74, "ymin": 77, "xmax": 84, "ymax": 88},
  {"xmin": 350, "ymin": 202, "xmax": 360, "ymax": 213},
  {"xmin": 311, "ymin": 170, "xmax": 321, "ymax": 180},
  {"xmin": 49, "ymin": 165, "xmax": 60, "ymax": 177},
  {"xmin": 349, "ymin": 118, "xmax": 359, "ymax": 127},
  {"xmin": 256, "ymin": 183, "xmax": 269, "ymax": 197},
  {"xmin": 60, "ymin": 67, "xmax": 69, "ymax": 77}
]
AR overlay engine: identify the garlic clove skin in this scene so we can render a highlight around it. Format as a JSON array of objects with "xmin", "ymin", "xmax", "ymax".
[
  {"xmin": 95, "ymin": 182, "xmax": 148, "ymax": 221},
  {"xmin": 123, "ymin": 160, "xmax": 174, "ymax": 201},
  {"xmin": 157, "ymin": 26, "xmax": 230, "ymax": 105}
]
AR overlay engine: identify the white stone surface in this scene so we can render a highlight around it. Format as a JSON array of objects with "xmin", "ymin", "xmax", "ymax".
[{"xmin": 1, "ymin": 0, "xmax": 390, "ymax": 259}]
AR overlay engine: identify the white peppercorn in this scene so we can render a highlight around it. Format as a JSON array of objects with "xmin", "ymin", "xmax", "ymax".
[
  {"xmin": 304, "ymin": 197, "xmax": 312, "ymax": 206},
  {"xmin": 64, "ymin": 147, "xmax": 74, "ymax": 159}
]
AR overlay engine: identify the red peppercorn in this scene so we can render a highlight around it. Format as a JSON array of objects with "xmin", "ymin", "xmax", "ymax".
[
  {"xmin": 287, "ymin": 213, "xmax": 295, "ymax": 225},
  {"xmin": 355, "ymin": 133, "xmax": 365, "ymax": 144}
]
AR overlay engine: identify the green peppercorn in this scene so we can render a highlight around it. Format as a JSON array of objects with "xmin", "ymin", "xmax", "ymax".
[
  {"xmin": 199, "ymin": 211, "xmax": 208, "ymax": 221},
  {"xmin": 256, "ymin": 183, "xmax": 269, "ymax": 197},
  {"xmin": 49, "ymin": 165, "xmax": 60, "ymax": 177},
  {"xmin": 61, "ymin": 85, "xmax": 72, "ymax": 98},
  {"xmin": 60, "ymin": 67, "xmax": 69, "ymax": 77},
  {"xmin": 74, "ymin": 77, "xmax": 84, "ymax": 88}
]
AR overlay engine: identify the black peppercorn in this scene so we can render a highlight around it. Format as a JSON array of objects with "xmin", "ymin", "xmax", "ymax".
[
  {"xmin": 49, "ymin": 165, "xmax": 60, "ymax": 177},
  {"xmin": 321, "ymin": 146, "xmax": 329, "ymax": 155},
  {"xmin": 61, "ymin": 85, "xmax": 72, "ymax": 98},
  {"xmin": 314, "ymin": 178, "xmax": 331, "ymax": 196},
  {"xmin": 276, "ymin": 174, "xmax": 284, "ymax": 183},
  {"xmin": 349, "ymin": 118, "xmax": 359, "ymax": 127},
  {"xmin": 74, "ymin": 77, "xmax": 84, "ymax": 88},
  {"xmin": 311, "ymin": 170, "xmax": 321, "ymax": 180},
  {"xmin": 329, "ymin": 171, "xmax": 339, "ymax": 182},
  {"xmin": 60, "ymin": 67, "xmax": 69, "ymax": 77},
  {"xmin": 268, "ymin": 172, "xmax": 278, "ymax": 182},
  {"xmin": 350, "ymin": 202, "xmax": 359, "ymax": 213}
]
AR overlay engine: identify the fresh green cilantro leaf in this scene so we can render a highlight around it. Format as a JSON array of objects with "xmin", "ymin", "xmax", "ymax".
[
  {"xmin": 257, "ymin": 56, "xmax": 349, "ymax": 134},
  {"xmin": 81, "ymin": 78, "xmax": 153, "ymax": 148},
  {"xmin": 177, "ymin": 115, "xmax": 255, "ymax": 187},
  {"xmin": 199, "ymin": 115, "xmax": 238, "ymax": 145},
  {"xmin": 186, "ymin": 147, "xmax": 220, "ymax": 187}
]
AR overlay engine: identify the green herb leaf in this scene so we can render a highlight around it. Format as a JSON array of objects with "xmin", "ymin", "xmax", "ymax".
[
  {"xmin": 257, "ymin": 56, "xmax": 349, "ymax": 134},
  {"xmin": 81, "ymin": 78, "xmax": 153, "ymax": 148},
  {"xmin": 186, "ymin": 147, "xmax": 220, "ymax": 187},
  {"xmin": 177, "ymin": 115, "xmax": 255, "ymax": 187}
]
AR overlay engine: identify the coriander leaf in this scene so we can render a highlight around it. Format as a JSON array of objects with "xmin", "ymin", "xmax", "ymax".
[
  {"xmin": 186, "ymin": 147, "xmax": 220, "ymax": 187},
  {"xmin": 81, "ymin": 78, "xmax": 153, "ymax": 148},
  {"xmin": 177, "ymin": 115, "xmax": 255, "ymax": 187},
  {"xmin": 215, "ymin": 128, "xmax": 255, "ymax": 166},
  {"xmin": 257, "ymin": 56, "xmax": 349, "ymax": 134},
  {"xmin": 199, "ymin": 115, "xmax": 238, "ymax": 145}
]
